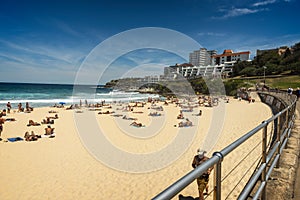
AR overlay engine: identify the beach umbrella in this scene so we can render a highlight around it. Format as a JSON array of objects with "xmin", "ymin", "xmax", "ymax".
[{"xmin": 59, "ymin": 102, "xmax": 66, "ymax": 105}]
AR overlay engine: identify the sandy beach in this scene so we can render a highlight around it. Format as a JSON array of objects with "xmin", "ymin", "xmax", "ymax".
[{"xmin": 0, "ymin": 94, "xmax": 273, "ymax": 200}]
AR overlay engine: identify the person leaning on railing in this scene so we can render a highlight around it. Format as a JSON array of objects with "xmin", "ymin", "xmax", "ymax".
[{"xmin": 192, "ymin": 149, "xmax": 214, "ymax": 200}]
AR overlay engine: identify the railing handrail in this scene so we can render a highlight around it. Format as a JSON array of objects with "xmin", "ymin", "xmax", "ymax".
[{"xmin": 152, "ymin": 91, "xmax": 297, "ymax": 200}]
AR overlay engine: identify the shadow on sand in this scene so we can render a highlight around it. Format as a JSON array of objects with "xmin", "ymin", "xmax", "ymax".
[{"xmin": 178, "ymin": 194, "xmax": 198, "ymax": 200}]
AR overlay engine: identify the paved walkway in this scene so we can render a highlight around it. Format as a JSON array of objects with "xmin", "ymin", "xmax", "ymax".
[
  {"xmin": 293, "ymin": 102, "xmax": 300, "ymax": 200},
  {"xmin": 263, "ymin": 93, "xmax": 300, "ymax": 200}
]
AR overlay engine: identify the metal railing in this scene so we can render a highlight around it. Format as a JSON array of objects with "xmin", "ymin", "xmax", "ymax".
[{"xmin": 152, "ymin": 91, "xmax": 297, "ymax": 200}]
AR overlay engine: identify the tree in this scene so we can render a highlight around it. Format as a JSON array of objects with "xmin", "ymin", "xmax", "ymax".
[{"xmin": 239, "ymin": 67, "xmax": 257, "ymax": 76}]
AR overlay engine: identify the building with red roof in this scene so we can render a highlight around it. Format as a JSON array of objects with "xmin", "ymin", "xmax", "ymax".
[{"xmin": 212, "ymin": 49, "xmax": 250, "ymax": 65}]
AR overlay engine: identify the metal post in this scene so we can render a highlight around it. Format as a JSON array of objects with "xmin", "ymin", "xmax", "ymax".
[
  {"xmin": 276, "ymin": 116, "xmax": 281, "ymax": 168},
  {"xmin": 285, "ymin": 108, "xmax": 289, "ymax": 139},
  {"xmin": 263, "ymin": 66, "xmax": 266, "ymax": 86},
  {"xmin": 261, "ymin": 122, "xmax": 268, "ymax": 200},
  {"xmin": 213, "ymin": 152, "xmax": 223, "ymax": 200}
]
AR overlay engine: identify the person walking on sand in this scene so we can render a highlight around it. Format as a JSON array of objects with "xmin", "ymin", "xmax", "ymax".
[
  {"xmin": 6, "ymin": 102, "xmax": 11, "ymax": 114},
  {"xmin": 192, "ymin": 149, "xmax": 213, "ymax": 200},
  {"xmin": 0, "ymin": 114, "xmax": 5, "ymax": 141}
]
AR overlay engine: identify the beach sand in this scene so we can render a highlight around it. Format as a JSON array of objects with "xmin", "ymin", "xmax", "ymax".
[{"xmin": 0, "ymin": 94, "xmax": 273, "ymax": 200}]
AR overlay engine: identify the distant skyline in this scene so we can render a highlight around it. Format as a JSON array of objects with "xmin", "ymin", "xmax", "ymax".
[{"xmin": 0, "ymin": 0, "xmax": 299, "ymax": 84}]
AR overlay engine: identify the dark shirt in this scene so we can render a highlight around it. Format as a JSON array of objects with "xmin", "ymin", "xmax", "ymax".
[
  {"xmin": 192, "ymin": 155, "xmax": 209, "ymax": 168},
  {"xmin": 192, "ymin": 155, "xmax": 213, "ymax": 177}
]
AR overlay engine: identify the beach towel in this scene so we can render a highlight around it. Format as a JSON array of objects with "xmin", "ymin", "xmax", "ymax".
[{"xmin": 7, "ymin": 137, "xmax": 24, "ymax": 142}]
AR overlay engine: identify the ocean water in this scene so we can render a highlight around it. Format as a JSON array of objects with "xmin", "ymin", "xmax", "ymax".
[{"xmin": 0, "ymin": 82, "xmax": 159, "ymax": 109}]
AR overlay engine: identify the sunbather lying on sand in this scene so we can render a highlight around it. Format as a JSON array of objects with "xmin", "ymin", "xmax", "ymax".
[
  {"xmin": 5, "ymin": 118, "xmax": 16, "ymax": 121},
  {"xmin": 41, "ymin": 118, "xmax": 54, "ymax": 124},
  {"xmin": 122, "ymin": 115, "xmax": 137, "ymax": 120},
  {"xmin": 48, "ymin": 110, "xmax": 58, "ymax": 113},
  {"xmin": 47, "ymin": 114, "xmax": 58, "ymax": 119},
  {"xmin": 27, "ymin": 120, "xmax": 41, "ymax": 126},
  {"xmin": 178, "ymin": 118, "xmax": 193, "ymax": 127},
  {"xmin": 130, "ymin": 121, "xmax": 144, "ymax": 127},
  {"xmin": 148, "ymin": 112, "xmax": 161, "ymax": 116},
  {"xmin": 98, "ymin": 111, "xmax": 115, "ymax": 114},
  {"xmin": 24, "ymin": 131, "xmax": 40, "ymax": 141}
]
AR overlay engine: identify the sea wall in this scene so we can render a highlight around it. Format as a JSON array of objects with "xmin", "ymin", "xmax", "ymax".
[
  {"xmin": 258, "ymin": 92, "xmax": 288, "ymax": 114},
  {"xmin": 257, "ymin": 92, "xmax": 300, "ymax": 199}
]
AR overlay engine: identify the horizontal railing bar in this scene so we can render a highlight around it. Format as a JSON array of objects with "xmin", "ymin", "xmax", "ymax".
[
  {"xmin": 266, "ymin": 142, "xmax": 280, "ymax": 164},
  {"xmin": 266, "ymin": 154, "xmax": 280, "ymax": 180},
  {"xmin": 280, "ymin": 138, "xmax": 288, "ymax": 154},
  {"xmin": 221, "ymin": 122, "xmax": 267, "ymax": 156},
  {"xmin": 152, "ymin": 91, "xmax": 297, "ymax": 200},
  {"xmin": 152, "ymin": 156, "xmax": 221, "ymax": 200},
  {"xmin": 288, "ymin": 120, "xmax": 293, "ymax": 128},
  {"xmin": 288, "ymin": 128, "xmax": 291, "ymax": 137},
  {"xmin": 238, "ymin": 163, "xmax": 266, "ymax": 200},
  {"xmin": 265, "ymin": 111, "xmax": 282, "ymax": 124},
  {"xmin": 252, "ymin": 181, "xmax": 266, "ymax": 200},
  {"xmin": 280, "ymin": 128, "xmax": 288, "ymax": 142}
]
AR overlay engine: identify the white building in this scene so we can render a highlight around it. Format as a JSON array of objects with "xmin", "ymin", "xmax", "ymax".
[
  {"xmin": 189, "ymin": 48, "xmax": 217, "ymax": 66},
  {"xmin": 164, "ymin": 62, "xmax": 234, "ymax": 79},
  {"xmin": 212, "ymin": 49, "xmax": 250, "ymax": 65}
]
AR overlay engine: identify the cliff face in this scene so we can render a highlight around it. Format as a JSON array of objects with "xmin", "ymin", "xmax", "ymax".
[{"xmin": 104, "ymin": 79, "xmax": 140, "ymax": 91}]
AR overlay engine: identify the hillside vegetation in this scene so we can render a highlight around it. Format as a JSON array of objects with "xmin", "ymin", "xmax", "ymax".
[
  {"xmin": 105, "ymin": 42, "xmax": 300, "ymax": 96},
  {"xmin": 232, "ymin": 42, "xmax": 300, "ymax": 77}
]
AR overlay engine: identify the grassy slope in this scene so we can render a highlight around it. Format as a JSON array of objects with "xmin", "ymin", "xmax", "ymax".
[
  {"xmin": 264, "ymin": 75, "xmax": 300, "ymax": 89},
  {"xmin": 229, "ymin": 75, "xmax": 300, "ymax": 90}
]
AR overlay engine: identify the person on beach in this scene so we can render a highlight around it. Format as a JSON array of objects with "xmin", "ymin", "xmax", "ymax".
[
  {"xmin": 0, "ymin": 114, "xmax": 5, "ymax": 141},
  {"xmin": 122, "ymin": 115, "xmax": 137, "ymax": 120},
  {"xmin": 66, "ymin": 105, "xmax": 74, "ymax": 110},
  {"xmin": 27, "ymin": 120, "xmax": 41, "ymax": 126},
  {"xmin": 6, "ymin": 102, "xmax": 11, "ymax": 114},
  {"xmin": 177, "ymin": 110, "xmax": 184, "ymax": 119},
  {"xmin": 24, "ymin": 131, "xmax": 39, "ymax": 141},
  {"xmin": 198, "ymin": 110, "xmax": 202, "ymax": 116},
  {"xmin": 1, "ymin": 109, "xmax": 7, "ymax": 116},
  {"xmin": 287, "ymin": 87, "xmax": 293, "ymax": 95},
  {"xmin": 26, "ymin": 102, "xmax": 33, "ymax": 112},
  {"xmin": 47, "ymin": 114, "xmax": 58, "ymax": 119},
  {"xmin": 130, "ymin": 121, "xmax": 143, "ymax": 127},
  {"xmin": 192, "ymin": 149, "xmax": 213, "ymax": 200},
  {"xmin": 41, "ymin": 118, "xmax": 54, "ymax": 124},
  {"xmin": 45, "ymin": 125, "xmax": 55, "ymax": 135},
  {"xmin": 296, "ymin": 87, "xmax": 300, "ymax": 100},
  {"xmin": 178, "ymin": 118, "xmax": 193, "ymax": 127},
  {"xmin": 18, "ymin": 103, "xmax": 24, "ymax": 112}
]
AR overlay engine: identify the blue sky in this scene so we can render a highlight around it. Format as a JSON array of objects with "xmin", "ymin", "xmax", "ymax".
[{"xmin": 0, "ymin": 0, "xmax": 299, "ymax": 84}]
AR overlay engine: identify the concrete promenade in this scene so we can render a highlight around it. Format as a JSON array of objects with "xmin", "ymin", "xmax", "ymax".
[{"xmin": 292, "ymin": 102, "xmax": 300, "ymax": 200}]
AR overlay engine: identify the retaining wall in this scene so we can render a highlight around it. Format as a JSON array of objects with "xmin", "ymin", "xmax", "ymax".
[{"xmin": 258, "ymin": 92, "xmax": 300, "ymax": 200}]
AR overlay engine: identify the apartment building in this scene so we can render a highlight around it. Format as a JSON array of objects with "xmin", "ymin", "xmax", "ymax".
[
  {"xmin": 189, "ymin": 48, "xmax": 217, "ymax": 66},
  {"xmin": 212, "ymin": 49, "xmax": 250, "ymax": 65}
]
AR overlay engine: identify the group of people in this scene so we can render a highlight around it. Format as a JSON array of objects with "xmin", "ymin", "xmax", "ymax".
[
  {"xmin": 289, "ymin": 87, "xmax": 300, "ymax": 100},
  {"xmin": 0, "ymin": 101, "xmax": 58, "ymax": 142},
  {"xmin": 24, "ymin": 126, "xmax": 55, "ymax": 142},
  {"xmin": 17, "ymin": 102, "xmax": 34, "ymax": 113},
  {"xmin": 25, "ymin": 113, "xmax": 58, "ymax": 141},
  {"xmin": 178, "ymin": 118, "xmax": 193, "ymax": 127}
]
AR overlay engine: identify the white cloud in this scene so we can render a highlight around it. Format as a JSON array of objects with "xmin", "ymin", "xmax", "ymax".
[
  {"xmin": 197, "ymin": 32, "xmax": 226, "ymax": 37},
  {"xmin": 212, "ymin": 7, "xmax": 267, "ymax": 19},
  {"xmin": 252, "ymin": 0, "xmax": 276, "ymax": 7},
  {"xmin": 222, "ymin": 8, "xmax": 262, "ymax": 18}
]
